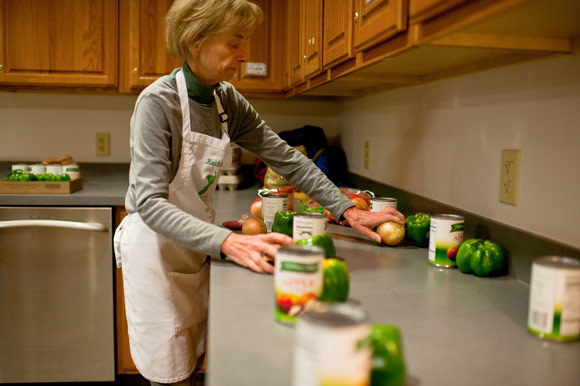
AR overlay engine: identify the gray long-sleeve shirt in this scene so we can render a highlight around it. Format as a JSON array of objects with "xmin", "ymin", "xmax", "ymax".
[{"xmin": 125, "ymin": 68, "xmax": 353, "ymax": 258}]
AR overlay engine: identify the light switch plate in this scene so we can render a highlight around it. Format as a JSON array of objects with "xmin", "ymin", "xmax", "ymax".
[{"xmin": 500, "ymin": 149, "xmax": 521, "ymax": 205}]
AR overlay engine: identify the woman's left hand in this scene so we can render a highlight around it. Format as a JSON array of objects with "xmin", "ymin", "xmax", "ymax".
[{"xmin": 342, "ymin": 206, "xmax": 406, "ymax": 243}]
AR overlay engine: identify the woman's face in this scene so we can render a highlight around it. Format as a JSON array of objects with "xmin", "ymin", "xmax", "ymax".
[{"xmin": 188, "ymin": 28, "xmax": 250, "ymax": 86}]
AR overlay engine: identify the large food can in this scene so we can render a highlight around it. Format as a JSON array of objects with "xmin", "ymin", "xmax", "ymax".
[
  {"xmin": 428, "ymin": 214, "xmax": 464, "ymax": 267},
  {"xmin": 370, "ymin": 197, "xmax": 397, "ymax": 212},
  {"xmin": 293, "ymin": 212, "xmax": 328, "ymax": 241},
  {"xmin": 46, "ymin": 164, "xmax": 63, "ymax": 176},
  {"xmin": 30, "ymin": 163, "xmax": 46, "ymax": 175},
  {"xmin": 274, "ymin": 245, "xmax": 324, "ymax": 324},
  {"xmin": 292, "ymin": 303, "xmax": 372, "ymax": 386},
  {"xmin": 261, "ymin": 193, "xmax": 288, "ymax": 232},
  {"xmin": 63, "ymin": 164, "xmax": 81, "ymax": 180},
  {"xmin": 528, "ymin": 256, "xmax": 580, "ymax": 341}
]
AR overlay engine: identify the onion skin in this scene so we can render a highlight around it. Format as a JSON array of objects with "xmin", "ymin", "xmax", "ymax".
[
  {"xmin": 350, "ymin": 196, "xmax": 369, "ymax": 211},
  {"xmin": 250, "ymin": 198, "xmax": 262, "ymax": 219},
  {"xmin": 377, "ymin": 222, "xmax": 405, "ymax": 246},
  {"xmin": 242, "ymin": 218, "xmax": 267, "ymax": 235}
]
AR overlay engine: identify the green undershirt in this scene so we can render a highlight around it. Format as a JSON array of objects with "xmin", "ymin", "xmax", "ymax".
[{"xmin": 169, "ymin": 62, "xmax": 218, "ymax": 107}]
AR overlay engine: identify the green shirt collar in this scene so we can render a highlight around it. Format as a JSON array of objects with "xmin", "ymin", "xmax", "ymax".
[{"xmin": 170, "ymin": 62, "xmax": 218, "ymax": 107}]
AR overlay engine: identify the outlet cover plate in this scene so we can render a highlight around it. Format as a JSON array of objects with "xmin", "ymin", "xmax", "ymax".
[{"xmin": 500, "ymin": 149, "xmax": 521, "ymax": 205}]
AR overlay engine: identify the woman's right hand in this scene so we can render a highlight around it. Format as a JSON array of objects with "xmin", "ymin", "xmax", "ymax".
[{"xmin": 220, "ymin": 232, "xmax": 293, "ymax": 274}]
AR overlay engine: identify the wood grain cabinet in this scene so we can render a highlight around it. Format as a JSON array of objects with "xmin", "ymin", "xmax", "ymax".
[
  {"xmin": 119, "ymin": 0, "xmax": 181, "ymax": 93},
  {"xmin": 302, "ymin": 0, "xmax": 323, "ymax": 78},
  {"xmin": 323, "ymin": 0, "xmax": 354, "ymax": 68},
  {"xmin": 409, "ymin": 0, "xmax": 470, "ymax": 23},
  {"xmin": 353, "ymin": 0, "xmax": 408, "ymax": 51},
  {"xmin": 0, "ymin": 0, "xmax": 118, "ymax": 88},
  {"xmin": 286, "ymin": 0, "xmax": 304, "ymax": 87}
]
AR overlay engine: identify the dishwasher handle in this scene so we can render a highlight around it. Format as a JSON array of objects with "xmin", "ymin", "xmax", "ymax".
[{"xmin": 0, "ymin": 219, "xmax": 108, "ymax": 232}]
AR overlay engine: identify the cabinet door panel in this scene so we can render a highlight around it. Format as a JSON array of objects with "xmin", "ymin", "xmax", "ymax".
[
  {"xmin": 409, "ymin": 0, "xmax": 470, "ymax": 23},
  {"xmin": 0, "ymin": 0, "xmax": 117, "ymax": 87},
  {"xmin": 286, "ymin": 0, "xmax": 303, "ymax": 86},
  {"xmin": 323, "ymin": 0, "xmax": 353, "ymax": 68},
  {"xmin": 302, "ymin": 0, "xmax": 322, "ymax": 78},
  {"xmin": 353, "ymin": 0, "xmax": 407, "ymax": 51},
  {"xmin": 123, "ymin": 0, "xmax": 181, "ymax": 91}
]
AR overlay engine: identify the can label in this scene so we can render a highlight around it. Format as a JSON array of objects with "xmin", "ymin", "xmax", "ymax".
[
  {"xmin": 293, "ymin": 213, "xmax": 328, "ymax": 241},
  {"xmin": 274, "ymin": 247, "xmax": 323, "ymax": 324},
  {"xmin": 428, "ymin": 215, "xmax": 464, "ymax": 267},
  {"xmin": 262, "ymin": 194, "xmax": 288, "ymax": 232},
  {"xmin": 528, "ymin": 257, "xmax": 580, "ymax": 341},
  {"xmin": 370, "ymin": 197, "xmax": 397, "ymax": 212},
  {"xmin": 293, "ymin": 305, "xmax": 371, "ymax": 386},
  {"xmin": 63, "ymin": 164, "xmax": 81, "ymax": 180}
]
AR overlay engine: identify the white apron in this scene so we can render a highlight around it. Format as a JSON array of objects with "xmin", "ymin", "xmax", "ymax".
[{"xmin": 114, "ymin": 69, "xmax": 230, "ymax": 383}]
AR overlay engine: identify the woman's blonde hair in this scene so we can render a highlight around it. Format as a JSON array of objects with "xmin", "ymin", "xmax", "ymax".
[{"xmin": 166, "ymin": 0, "xmax": 263, "ymax": 61}]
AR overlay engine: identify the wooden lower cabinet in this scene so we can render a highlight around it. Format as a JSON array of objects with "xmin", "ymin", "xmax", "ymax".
[{"xmin": 114, "ymin": 207, "xmax": 206, "ymax": 376}]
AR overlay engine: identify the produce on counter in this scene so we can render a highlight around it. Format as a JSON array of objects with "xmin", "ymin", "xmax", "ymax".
[
  {"xmin": 319, "ymin": 258, "xmax": 350, "ymax": 302},
  {"xmin": 295, "ymin": 233, "xmax": 336, "ymax": 259},
  {"xmin": 377, "ymin": 222, "xmax": 406, "ymax": 246},
  {"xmin": 241, "ymin": 217, "xmax": 267, "ymax": 235},
  {"xmin": 405, "ymin": 212, "xmax": 431, "ymax": 247},
  {"xmin": 6, "ymin": 169, "xmax": 71, "ymax": 182},
  {"xmin": 370, "ymin": 324, "xmax": 406, "ymax": 386},
  {"xmin": 271, "ymin": 210, "xmax": 296, "ymax": 237},
  {"xmin": 250, "ymin": 197, "xmax": 262, "ymax": 219},
  {"xmin": 456, "ymin": 238, "xmax": 505, "ymax": 277}
]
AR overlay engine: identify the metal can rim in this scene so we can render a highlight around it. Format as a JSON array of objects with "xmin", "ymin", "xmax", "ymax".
[
  {"xmin": 533, "ymin": 256, "xmax": 580, "ymax": 269},
  {"xmin": 278, "ymin": 244, "xmax": 324, "ymax": 257},
  {"xmin": 262, "ymin": 193, "xmax": 288, "ymax": 199},
  {"xmin": 371, "ymin": 197, "xmax": 397, "ymax": 202},
  {"xmin": 431, "ymin": 214, "xmax": 464, "ymax": 221},
  {"xmin": 299, "ymin": 303, "xmax": 368, "ymax": 327},
  {"xmin": 294, "ymin": 212, "xmax": 327, "ymax": 219}
]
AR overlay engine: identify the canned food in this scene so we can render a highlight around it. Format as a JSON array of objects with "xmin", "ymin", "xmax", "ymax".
[
  {"xmin": 46, "ymin": 164, "xmax": 63, "ymax": 175},
  {"xmin": 30, "ymin": 164, "xmax": 46, "ymax": 175},
  {"xmin": 370, "ymin": 197, "xmax": 397, "ymax": 212},
  {"xmin": 428, "ymin": 214, "xmax": 464, "ymax": 267},
  {"xmin": 293, "ymin": 213, "xmax": 328, "ymax": 241},
  {"xmin": 274, "ymin": 245, "xmax": 324, "ymax": 324},
  {"xmin": 12, "ymin": 164, "xmax": 30, "ymax": 172},
  {"xmin": 262, "ymin": 193, "xmax": 288, "ymax": 232},
  {"xmin": 528, "ymin": 256, "xmax": 580, "ymax": 341},
  {"xmin": 292, "ymin": 303, "xmax": 372, "ymax": 386},
  {"xmin": 63, "ymin": 164, "xmax": 81, "ymax": 180}
]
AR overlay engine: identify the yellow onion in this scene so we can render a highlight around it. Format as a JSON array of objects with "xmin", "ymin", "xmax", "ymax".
[{"xmin": 377, "ymin": 222, "xmax": 405, "ymax": 246}]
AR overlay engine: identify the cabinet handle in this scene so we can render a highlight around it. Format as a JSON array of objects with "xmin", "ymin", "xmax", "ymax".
[
  {"xmin": 354, "ymin": 12, "xmax": 359, "ymax": 23},
  {"xmin": 132, "ymin": 67, "xmax": 139, "ymax": 75},
  {"xmin": 303, "ymin": 55, "xmax": 307, "ymax": 62},
  {"xmin": 0, "ymin": 219, "xmax": 108, "ymax": 232},
  {"xmin": 0, "ymin": 64, "xmax": 3, "ymax": 71}
]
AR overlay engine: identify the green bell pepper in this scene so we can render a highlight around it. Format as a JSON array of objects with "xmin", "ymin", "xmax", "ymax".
[
  {"xmin": 271, "ymin": 210, "xmax": 296, "ymax": 237},
  {"xmin": 319, "ymin": 258, "xmax": 349, "ymax": 302},
  {"xmin": 405, "ymin": 212, "xmax": 430, "ymax": 247},
  {"xmin": 456, "ymin": 238, "xmax": 505, "ymax": 277},
  {"xmin": 295, "ymin": 233, "xmax": 336, "ymax": 259},
  {"xmin": 370, "ymin": 324, "xmax": 406, "ymax": 386},
  {"xmin": 7, "ymin": 170, "xmax": 37, "ymax": 181}
]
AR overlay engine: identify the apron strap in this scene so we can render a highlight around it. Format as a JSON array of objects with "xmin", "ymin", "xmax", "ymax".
[
  {"xmin": 213, "ymin": 90, "xmax": 229, "ymax": 141},
  {"xmin": 175, "ymin": 70, "xmax": 191, "ymax": 138}
]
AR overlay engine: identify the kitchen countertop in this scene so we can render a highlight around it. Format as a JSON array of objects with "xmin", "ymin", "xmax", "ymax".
[
  {"xmin": 210, "ymin": 187, "xmax": 580, "ymax": 386},
  {"xmin": 0, "ymin": 163, "xmax": 129, "ymax": 206}
]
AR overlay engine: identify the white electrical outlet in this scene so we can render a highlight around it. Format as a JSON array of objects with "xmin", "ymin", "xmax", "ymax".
[
  {"xmin": 96, "ymin": 133, "xmax": 111, "ymax": 157},
  {"xmin": 500, "ymin": 149, "xmax": 521, "ymax": 205}
]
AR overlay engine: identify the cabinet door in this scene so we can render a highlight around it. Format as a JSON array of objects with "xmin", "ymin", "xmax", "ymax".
[
  {"xmin": 286, "ymin": 0, "xmax": 303, "ymax": 86},
  {"xmin": 409, "ymin": 0, "xmax": 470, "ymax": 23},
  {"xmin": 353, "ymin": 0, "xmax": 407, "ymax": 51},
  {"xmin": 120, "ymin": 0, "xmax": 181, "ymax": 92},
  {"xmin": 0, "ymin": 0, "xmax": 117, "ymax": 87},
  {"xmin": 233, "ymin": 0, "xmax": 285, "ymax": 92},
  {"xmin": 302, "ymin": 0, "xmax": 323, "ymax": 78},
  {"xmin": 323, "ymin": 0, "xmax": 353, "ymax": 68}
]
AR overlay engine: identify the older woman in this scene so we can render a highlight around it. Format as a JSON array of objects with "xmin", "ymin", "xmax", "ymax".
[{"xmin": 114, "ymin": 0, "xmax": 405, "ymax": 384}]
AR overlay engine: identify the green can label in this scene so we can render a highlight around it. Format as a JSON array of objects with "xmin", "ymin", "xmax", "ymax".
[{"xmin": 428, "ymin": 215, "xmax": 464, "ymax": 267}]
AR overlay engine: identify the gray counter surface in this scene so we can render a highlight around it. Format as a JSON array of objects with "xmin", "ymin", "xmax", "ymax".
[
  {"xmin": 210, "ymin": 187, "xmax": 580, "ymax": 386},
  {"xmin": 0, "ymin": 163, "xmax": 129, "ymax": 206}
]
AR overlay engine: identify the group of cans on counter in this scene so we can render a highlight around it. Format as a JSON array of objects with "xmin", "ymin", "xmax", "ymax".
[{"xmin": 11, "ymin": 163, "xmax": 81, "ymax": 180}]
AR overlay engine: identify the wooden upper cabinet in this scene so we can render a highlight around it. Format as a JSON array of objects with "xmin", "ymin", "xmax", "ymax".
[
  {"xmin": 353, "ymin": 0, "xmax": 407, "ymax": 52},
  {"xmin": 286, "ymin": 0, "xmax": 303, "ymax": 86},
  {"xmin": 323, "ymin": 0, "xmax": 354, "ymax": 68},
  {"xmin": 302, "ymin": 0, "xmax": 323, "ymax": 78},
  {"xmin": 233, "ymin": 0, "xmax": 285, "ymax": 93},
  {"xmin": 0, "ymin": 0, "xmax": 118, "ymax": 87},
  {"xmin": 409, "ymin": 0, "xmax": 470, "ymax": 24},
  {"xmin": 119, "ymin": 0, "xmax": 181, "ymax": 93}
]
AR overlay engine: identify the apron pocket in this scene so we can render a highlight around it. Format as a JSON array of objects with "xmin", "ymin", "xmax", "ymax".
[{"xmin": 168, "ymin": 265, "xmax": 209, "ymax": 335}]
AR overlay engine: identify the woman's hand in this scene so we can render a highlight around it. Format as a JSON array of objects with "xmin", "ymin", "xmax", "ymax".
[
  {"xmin": 220, "ymin": 232, "xmax": 293, "ymax": 274},
  {"xmin": 342, "ymin": 206, "xmax": 406, "ymax": 243}
]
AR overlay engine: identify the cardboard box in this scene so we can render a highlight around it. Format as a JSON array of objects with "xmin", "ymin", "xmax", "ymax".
[{"xmin": 0, "ymin": 179, "xmax": 83, "ymax": 194}]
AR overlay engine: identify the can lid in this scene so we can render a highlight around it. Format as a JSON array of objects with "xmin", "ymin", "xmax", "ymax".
[
  {"xmin": 278, "ymin": 244, "xmax": 324, "ymax": 257},
  {"xmin": 299, "ymin": 303, "xmax": 368, "ymax": 327},
  {"xmin": 534, "ymin": 256, "xmax": 580, "ymax": 269},
  {"xmin": 263, "ymin": 192, "xmax": 288, "ymax": 198},
  {"xmin": 294, "ymin": 212, "xmax": 327, "ymax": 219},
  {"xmin": 372, "ymin": 197, "xmax": 397, "ymax": 202},
  {"xmin": 431, "ymin": 214, "xmax": 464, "ymax": 221}
]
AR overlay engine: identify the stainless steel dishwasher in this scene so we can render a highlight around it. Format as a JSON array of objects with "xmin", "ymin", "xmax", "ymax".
[{"xmin": 0, "ymin": 207, "xmax": 115, "ymax": 383}]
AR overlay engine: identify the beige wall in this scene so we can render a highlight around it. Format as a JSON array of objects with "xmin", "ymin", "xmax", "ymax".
[
  {"xmin": 335, "ymin": 52, "xmax": 580, "ymax": 250},
  {"xmin": 1, "ymin": 52, "xmax": 578, "ymax": 249}
]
